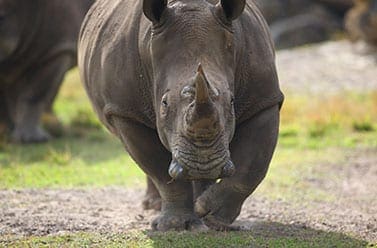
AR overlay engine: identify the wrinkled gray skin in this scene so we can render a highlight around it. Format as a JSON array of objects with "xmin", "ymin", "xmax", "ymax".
[
  {"xmin": 79, "ymin": 0, "xmax": 283, "ymax": 231},
  {"xmin": 255, "ymin": 0, "xmax": 353, "ymax": 49},
  {"xmin": 0, "ymin": 0, "xmax": 93, "ymax": 143},
  {"xmin": 346, "ymin": 0, "xmax": 377, "ymax": 46}
]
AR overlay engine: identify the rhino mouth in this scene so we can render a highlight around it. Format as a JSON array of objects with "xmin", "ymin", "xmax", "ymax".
[{"xmin": 169, "ymin": 135, "xmax": 235, "ymax": 180}]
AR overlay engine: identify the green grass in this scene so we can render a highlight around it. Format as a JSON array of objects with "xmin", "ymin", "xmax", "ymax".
[
  {"xmin": 1, "ymin": 229, "xmax": 373, "ymax": 248},
  {"xmin": 0, "ymin": 69, "xmax": 144, "ymax": 189},
  {"xmin": 0, "ymin": 131, "xmax": 143, "ymax": 188}
]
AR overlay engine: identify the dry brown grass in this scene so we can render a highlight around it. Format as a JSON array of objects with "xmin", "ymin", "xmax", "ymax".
[{"xmin": 281, "ymin": 91, "xmax": 377, "ymax": 135}]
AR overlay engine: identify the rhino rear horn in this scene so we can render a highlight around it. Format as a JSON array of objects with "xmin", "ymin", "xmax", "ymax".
[
  {"xmin": 216, "ymin": 0, "xmax": 246, "ymax": 21},
  {"xmin": 143, "ymin": 0, "xmax": 167, "ymax": 23}
]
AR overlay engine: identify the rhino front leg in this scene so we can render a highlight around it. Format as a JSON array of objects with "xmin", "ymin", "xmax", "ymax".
[
  {"xmin": 195, "ymin": 105, "xmax": 280, "ymax": 230},
  {"xmin": 193, "ymin": 180, "xmax": 215, "ymax": 200},
  {"xmin": 111, "ymin": 118, "xmax": 207, "ymax": 231},
  {"xmin": 142, "ymin": 178, "xmax": 214, "ymax": 211},
  {"xmin": 10, "ymin": 100, "xmax": 48, "ymax": 143},
  {"xmin": 9, "ymin": 55, "xmax": 73, "ymax": 143}
]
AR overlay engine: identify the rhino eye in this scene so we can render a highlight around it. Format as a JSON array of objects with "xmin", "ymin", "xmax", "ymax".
[
  {"xmin": 230, "ymin": 97, "xmax": 234, "ymax": 105},
  {"xmin": 181, "ymin": 85, "xmax": 195, "ymax": 98},
  {"xmin": 161, "ymin": 94, "xmax": 168, "ymax": 107}
]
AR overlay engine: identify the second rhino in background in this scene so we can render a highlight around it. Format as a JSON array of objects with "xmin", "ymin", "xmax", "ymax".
[{"xmin": 0, "ymin": 0, "xmax": 94, "ymax": 143}]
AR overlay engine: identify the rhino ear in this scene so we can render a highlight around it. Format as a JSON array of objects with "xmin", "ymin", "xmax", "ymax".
[
  {"xmin": 143, "ymin": 0, "xmax": 167, "ymax": 23},
  {"xmin": 217, "ymin": 0, "xmax": 246, "ymax": 21}
]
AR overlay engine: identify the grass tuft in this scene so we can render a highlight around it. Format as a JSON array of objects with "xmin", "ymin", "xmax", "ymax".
[
  {"xmin": 70, "ymin": 108, "xmax": 102, "ymax": 130},
  {"xmin": 279, "ymin": 125, "xmax": 299, "ymax": 137},
  {"xmin": 45, "ymin": 146, "xmax": 72, "ymax": 166},
  {"xmin": 352, "ymin": 120, "xmax": 375, "ymax": 132}
]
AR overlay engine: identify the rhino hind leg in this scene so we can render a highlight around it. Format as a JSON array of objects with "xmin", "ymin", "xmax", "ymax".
[
  {"xmin": 142, "ymin": 176, "xmax": 162, "ymax": 211},
  {"xmin": 194, "ymin": 105, "xmax": 280, "ymax": 230},
  {"xmin": 9, "ymin": 54, "xmax": 73, "ymax": 143},
  {"xmin": 111, "ymin": 117, "xmax": 207, "ymax": 231}
]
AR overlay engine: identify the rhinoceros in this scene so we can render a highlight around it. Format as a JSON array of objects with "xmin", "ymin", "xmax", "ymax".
[
  {"xmin": 78, "ymin": 0, "xmax": 284, "ymax": 231},
  {"xmin": 0, "ymin": 0, "xmax": 93, "ymax": 143},
  {"xmin": 346, "ymin": 0, "xmax": 377, "ymax": 46}
]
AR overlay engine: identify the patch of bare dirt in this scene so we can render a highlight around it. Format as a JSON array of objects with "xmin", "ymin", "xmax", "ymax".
[
  {"xmin": 240, "ymin": 150, "xmax": 377, "ymax": 242},
  {"xmin": 0, "ymin": 187, "xmax": 150, "ymax": 236},
  {"xmin": 0, "ymin": 150, "xmax": 375, "ymax": 242},
  {"xmin": 277, "ymin": 40, "xmax": 377, "ymax": 94}
]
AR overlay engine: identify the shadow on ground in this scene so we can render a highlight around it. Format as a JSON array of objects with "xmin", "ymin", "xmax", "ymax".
[{"xmin": 0, "ymin": 127, "xmax": 124, "ymax": 167}]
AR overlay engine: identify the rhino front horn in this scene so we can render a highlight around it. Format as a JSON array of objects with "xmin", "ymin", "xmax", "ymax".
[
  {"xmin": 185, "ymin": 64, "xmax": 220, "ymax": 136},
  {"xmin": 168, "ymin": 160, "xmax": 186, "ymax": 180},
  {"xmin": 194, "ymin": 64, "xmax": 211, "ymax": 104}
]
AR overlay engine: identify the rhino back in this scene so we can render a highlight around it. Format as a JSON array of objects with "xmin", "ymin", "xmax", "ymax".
[
  {"xmin": 0, "ymin": 0, "xmax": 93, "ymax": 84},
  {"xmin": 35, "ymin": 0, "xmax": 92, "ymax": 57},
  {"xmin": 79, "ymin": 0, "xmax": 155, "ymax": 131}
]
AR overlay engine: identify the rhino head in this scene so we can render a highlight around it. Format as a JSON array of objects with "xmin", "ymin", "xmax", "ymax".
[
  {"xmin": 0, "ymin": 0, "xmax": 23, "ymax": 62},
  {"xmin": 143, "ymin": 0, "xmax": 245, "ymax": 180}
]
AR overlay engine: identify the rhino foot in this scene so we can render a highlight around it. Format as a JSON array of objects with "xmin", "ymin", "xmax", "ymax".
[
  {"xmin": 0, "ymin": 123, "xmax": 8, "ymax": 138},
  {"xmin": 11, "ymin": 126, "xmax": 51, "ymax": 144},
  {"xmin": 194, "ymin": 182, "xmax": 245, "ymax": 231},
  {"xmin": 201, "ymin": 214, "xmax": 241, "ymax": 231},
  {"xmin": 151, "ymin": 211, "xmax": 208, "ymax": 231},
  {"xmin": 142, "ymin": 194, "xmax": 162, "ymax": 211}
]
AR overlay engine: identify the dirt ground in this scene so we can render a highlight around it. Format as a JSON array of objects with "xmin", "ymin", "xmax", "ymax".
[
  {"xmin": 0, "ymin": 150, "xmax": 376, "ymax": 242},
  {"xmin": 277, "ymin": 40, "xmax": 377, "ymax": 94},
  {"xmin": 0, "ymin": 40, "xmax": 376, "ymax": 242}
]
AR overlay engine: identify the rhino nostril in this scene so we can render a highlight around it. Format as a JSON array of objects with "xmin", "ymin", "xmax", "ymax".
[
  {"xmin": 168, "ymin": 160, "xmax": 185, "ymax": 180},
  {"xmin": 220, "ymin": 160, "xmax": 235, "ymax": 178},
  {"xmin": 212, "ymin": 120, "xmax": 220, "ymax": 130}
]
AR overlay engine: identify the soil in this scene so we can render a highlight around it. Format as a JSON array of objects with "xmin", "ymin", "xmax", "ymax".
[
  {"xmin": 239, "ymin": 149, "xmax": 377, "ymax": 242},
  {"xmin": 0, "ymin": 40, "xmax": 376, "ymax": 243},
  {"xmin": 0, "ymin": 150, "xmax": 376, "ymax": 242},
  {"xmin": 277, "ymin": 40, "xmax": 377, "ymax": 94}
]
